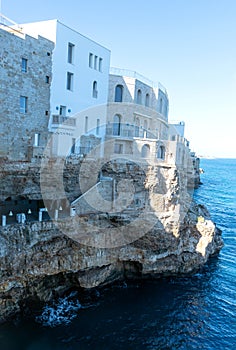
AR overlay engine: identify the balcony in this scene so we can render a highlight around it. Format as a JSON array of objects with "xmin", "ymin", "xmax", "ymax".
[
  {"xmin": 106, "ymin": 123, "xmax": 157, "ymax": 140},
  {"xmin": 51, "ymin": 115, "xmax": 76, "ymax": 127}
]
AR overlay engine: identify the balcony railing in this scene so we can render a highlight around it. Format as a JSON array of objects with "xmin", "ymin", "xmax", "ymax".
[
  {"xmin": 106, "ymin": 123, "xmax": 157, "ymax": 140},
  {"xmin": 110, "ymin": 67, "xmax": 168, "ymax": 94},
  {"xmin": 52, "ymin": 115, "xmax": 76, "ymax": 127}
]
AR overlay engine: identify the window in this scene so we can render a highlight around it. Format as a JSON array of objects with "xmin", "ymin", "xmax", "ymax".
[
  {"xmin": 68, "ymin": 43, "xmax": 75, "ymax": 64},
  {"xmin": 45, "ymin": 110, "xmax": 49, "ymax": 116},
  {"xmin": 99, "ymin": 58, "xmax": 103, "ymax": 72},
  {"xmin": 59, "ymin": 105, "xmax": 66, "ymax": 116},
  {"xmin": 158, "ymin": 145, "xmax": 165, "ymax": 159},
  {"xmin": 115, "ymin": 85, "xmax": 123, "ymax": 102},
  {"xmin": 21, "ymin": 58, "xmax": 27, "ymax": 72},
  {"xmin": 85, "ymin": 116, "xmax": 88, "ymax": 133},
  {"xmin": 20, "ymin": 96, "xmax": 28, "ymax": 113},
  {"xmin": 45, "ymin": 75, "xmax": 50, "ymax": 83},
  {"xmin": 67, "ymin": 72, "xmax": 74, "ymax": 91},
  {"xmin": 94, "ymin": 55, "xmax": 98, "ymax": 70},
  {"xmin": 137, "ymin": 89, "xmax": 142, "ymax": 104},
  {"xmin": 47, "ymin": 52, "xmax": 51, "ymax": 56},
  {"xmin": 34, "ymin": 133, "xmax": 40, "ymax": 147},
  {"xmin": 92, "ymin": 81, "xmax": 98, "ymax": 98},
  {"xmin": 89, "ymin": 53, "xmax": 93, "ymax": 68},
  {"xmin": 71, "ymin": 138, "xmax": 76, "ymax": 154},
  {"xmin": 159, "ymin": 98, "xmax": 163, "ymax": 113},
  {"xmin": 114, "ymin": 143, "xmax": 123, "ymax": 154},
  {"xmin": 145, "ymin": 93, "xmax": 150, "ymax": 107},
  {"xmin": 113, "ymin": 114, "xmax": 121, "ymax": 136},
  {"xmin": 96, "ymin": 118, "xmax": 100, "ymax": 135},
  {"xmin": 141, "ymin": 144, "xmax": 150, "ymax": 158}
]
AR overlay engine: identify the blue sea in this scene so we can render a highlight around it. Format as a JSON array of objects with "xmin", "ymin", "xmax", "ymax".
[{"xmin": 0, "ymin": 158, "xmax": 236, "ymax": 350}]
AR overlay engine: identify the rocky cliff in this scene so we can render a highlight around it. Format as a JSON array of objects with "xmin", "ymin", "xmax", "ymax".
[{"xmin": 0, "ymin": 159, "xmax": 223, "ymax": 323}]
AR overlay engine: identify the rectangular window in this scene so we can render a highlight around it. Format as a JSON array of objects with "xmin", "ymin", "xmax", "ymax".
[
  {"xmin": 94, "ymin": 55, "xmax": 98, "ymax": 70},
  {"xmin": 21, "ymin": 58, "xmax": 27, "ymax": 72},
  {"xmin": 71, "ymin": 138, "xmax": 76, "ymax": 154},
  {"xmin": 45, "ymin": 75, "xmax": 50, "ymax": 83},
  {"xmin": 89, "ymin": 53, "xmax": 93, "ymax": 68},
  {"xmin": 59, "ymin": 105, "xmax": 66, "ymax": 116},
  {"xmin": 99, "ymin": 58, "xmax": 103, "ymax": 72},
  {"xmin": 68, "ymin": 43, "xmax": 75, "ymax": 64},
  {"xmin": 20, "ymin": 96, "xmax": 28, "ymax": 113},
  {"xmin": 96, "ymin": 118, "xmax": 100, "ymax": 135},
  {"xmin": 66, "ymin": 72, "xmax": 74, "ymax": 91}
]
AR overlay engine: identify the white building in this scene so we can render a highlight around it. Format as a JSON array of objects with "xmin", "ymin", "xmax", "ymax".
[{"xmin": 20, "ymin": 19, "xmax": 111, "ymax": 156}]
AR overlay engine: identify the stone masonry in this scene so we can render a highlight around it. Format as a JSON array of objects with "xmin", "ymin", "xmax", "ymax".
[{"xmin": 0, "ymin": 27, "xmax": 54, "ymax": 161}]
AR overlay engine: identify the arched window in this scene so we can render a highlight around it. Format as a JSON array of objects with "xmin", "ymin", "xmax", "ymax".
[
  {"xmin": 113, "ymin": 114, "xmax": 121, "ymax": 136},
  {"xmin": 137, "ymin": 89, "xmax": 142, "ymax": 104},
  {"xmin": 141, "ymin": 144, "xmax": 150, "ymax": 158},
  {"xmin": 145, "ymin": 93, "xmax": 150, "ymax": 107},
  {"xmin": 115, "ymin": 85, "xmax": 123, "ymax": 102},
  {"xmin": 158, "ymin": 145, "xmax": 165, "ymax": 159},
  {"xmin": 92, "ymin": 81, "xmax": 98, "ymax": 98}
]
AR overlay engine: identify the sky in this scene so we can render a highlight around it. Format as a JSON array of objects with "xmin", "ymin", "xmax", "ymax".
[{"xmin": 1, "ymin": 0, "xmax": 236, "ymax": 158}]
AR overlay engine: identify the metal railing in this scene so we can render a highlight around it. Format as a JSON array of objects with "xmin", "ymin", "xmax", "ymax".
[
  {"xmin": 52, "ymin": 115, "xmax": 76, "ymax": 126},
  {"xmin": 110, "ymin": 67, "xmax": 168, "ymax": 94},
  {"xmin": 106, "ymin": 123, "xmax": 157, "ymax": 139}
]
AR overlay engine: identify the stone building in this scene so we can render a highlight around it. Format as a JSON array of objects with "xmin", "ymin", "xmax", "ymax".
[{"xmin": 0, "ymin": 17, "xmax": 54, "ymax": 161}]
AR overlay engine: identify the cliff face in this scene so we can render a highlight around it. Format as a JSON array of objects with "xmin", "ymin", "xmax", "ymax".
[{"xmin": 0, "ymin": 160, "xmax": 223, "ymax": 323}]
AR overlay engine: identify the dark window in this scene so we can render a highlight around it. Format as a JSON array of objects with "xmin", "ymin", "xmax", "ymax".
[
  {"xmin": 21, "ymin": 58, "xmax": 27, "ymax": 72},
  {"xmin": 89, "ymin": 53, "xmax": 93, "ymax": 68},
  {"xmin": 99, "ymin": 58, "xmax": 103, "ymax": 72},
  {"xmin": 115, "ymin": 85, "xmax": 123, "ymax": 102},
  {"xmin": 92, "ymin": 81, "xmax": 98, "ymax": 98},
  {"xmin": 137, "ymin": 89, "xmax": 142, "ymax": 104},
  {"xmin": 67, "ymin": 72, "xmax": 74, "ymax": 90},
  {"xmin": 113, "ymin": 114, "xmax": 121, "ymax": 136},
  {"xmin": 45, "ymin": 75, "xmax": 50, "ymax": 83},
  {"xmin": 145, "ymin": 93, "xmax": 150, "ymax": 107},
  {"xmin": 20, "ymin": 96, "xmax": 28, "ymax": 113},
  {"xmin": 68, "ymin": 43, "xmax": 75, "ymax": 64}
]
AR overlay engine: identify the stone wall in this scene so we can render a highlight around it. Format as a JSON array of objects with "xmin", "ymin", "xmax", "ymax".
[{"xmin": 0, "ymin": 28, "xmax": 54, "ymax": 160}]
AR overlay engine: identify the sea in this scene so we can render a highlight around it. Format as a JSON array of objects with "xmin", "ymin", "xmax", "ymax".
[{"xmin": 0, "ymin": 158, "xmax": 235, "ymax": 350}]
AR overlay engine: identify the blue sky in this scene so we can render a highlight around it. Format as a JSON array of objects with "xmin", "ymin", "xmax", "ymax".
[{"xmin": 2, "ymin": 0, "xmax": 236, "ymax": 157}]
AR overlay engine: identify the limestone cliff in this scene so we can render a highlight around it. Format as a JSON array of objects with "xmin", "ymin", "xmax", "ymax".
[{"xmin": 0, "ymin": 160, "xmax": 223, "ymax": 323}]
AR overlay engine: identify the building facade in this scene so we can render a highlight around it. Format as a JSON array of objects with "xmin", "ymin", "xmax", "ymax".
[
  {"xmin": 0, "ymin": 19, "xmax": 54, "ymax": 161},
  {"xmin": 104, "ymin": 68, "xmax": 169, "ymax": 162},
  {"xmin": 20, "ymin": 20, "xmax": 111, "ymax": 156}
]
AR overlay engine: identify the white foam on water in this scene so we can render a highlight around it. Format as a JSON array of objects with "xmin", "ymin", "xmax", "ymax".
[{"xmin": 35, "ymin": 292, "xmax": 82, "ymax": 327}]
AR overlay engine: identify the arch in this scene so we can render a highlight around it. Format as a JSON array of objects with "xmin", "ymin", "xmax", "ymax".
[
  {"xmin": 92, "ymin": 81, "xmax": 98, "ymax": 98},
  {"xmin": 141, "ymin": 144, "xmax": 150, "ymax": 158},
  {"xmin": 113, "ymin": 114, "xmax": 121, "ymax": 136},
  {"xmin": 145, "ymin": 93, "xmax": 150, "ymax": 107},
  {"xmin": 137, "ymin": 89, "xmax": 142, "ymax": 104},
  {"xmin": 115, "ymin": 84, "xmax": 123, "ymax": 102}
]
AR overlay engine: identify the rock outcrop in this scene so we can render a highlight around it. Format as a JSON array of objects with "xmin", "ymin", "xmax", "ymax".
[{"xmin": 0, "ymin": 159, "xmax": 223, "ymax": 323}]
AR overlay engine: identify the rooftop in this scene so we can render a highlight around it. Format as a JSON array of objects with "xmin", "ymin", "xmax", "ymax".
[{"xmin": 110, "ymin": 67, "xmax": 167, "ymax": 94}]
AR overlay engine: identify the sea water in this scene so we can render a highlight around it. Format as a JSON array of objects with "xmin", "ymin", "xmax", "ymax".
[{"xmin": 0, "ymin": 158, "xmax": 235, "ymax": 349}]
